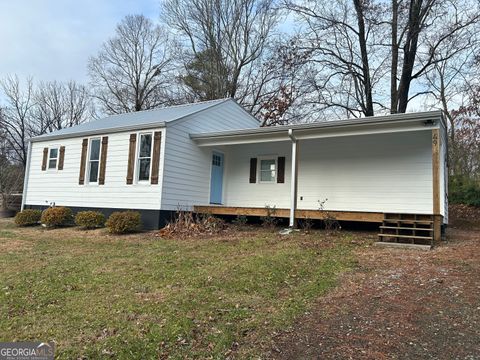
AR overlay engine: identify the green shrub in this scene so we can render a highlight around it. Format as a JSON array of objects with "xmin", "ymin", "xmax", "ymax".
[
  {"xmin": 14, "ymin": 209, "xmax": 42, "ymax": 226},
  {"xmin": 75, "ymin": 211, "xmax": 106, "ymax": 229},
  {"xmin": 449, "ymin": 177, "xmax": 480, "ymax": 207},
  {"xmin": 41, "ymin": 207, "xmax": 73, "ymax": 228},
  {"xmin": 106, "ymin": 211, "xmax": 142, "ymax": 234}
]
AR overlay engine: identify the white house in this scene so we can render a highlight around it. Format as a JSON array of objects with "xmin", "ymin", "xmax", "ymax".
[{"xmin": 22, "ymin": 98, "xmax": 448, "ymax": 244}]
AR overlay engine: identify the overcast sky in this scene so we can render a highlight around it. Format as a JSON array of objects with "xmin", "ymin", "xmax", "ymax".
[
  {"xmin": 0, "ymin": 1, "xmax": 434, "ymax": 113},
  {"xmin": 0, "ymin": 0, "xmax": 159, "ymax": 84}
]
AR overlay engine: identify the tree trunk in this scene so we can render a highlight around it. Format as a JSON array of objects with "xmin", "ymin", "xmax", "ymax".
[
  {"xmin": 353, "ymin": 0, "xmax": 374, "ymax": 116},
  {"xmin": 396, "ymin": 0, "xmax": 423, "ymax": 113},
  {"xmin": 390, "ymin": 0, "xmax": 399, "ymax": 113}
]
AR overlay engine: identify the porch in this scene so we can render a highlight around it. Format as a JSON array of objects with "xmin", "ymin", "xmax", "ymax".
[
  {"xmin": 189, "ymin": 111, "xmax": 445, "ymax": 245},
  {"xmin": 194, "ymin": 205, "xmax": 442, "ymax": 246}
]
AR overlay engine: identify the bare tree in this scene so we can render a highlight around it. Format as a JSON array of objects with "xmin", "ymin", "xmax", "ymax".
[
  {"xmin": 33, "ymin": 80, "xmax": 92, "ymax": 132},
  {"xmin": 286, "ymin": 0, "xmax": 480, "ymax": 118},
  {"xmin": 180, "ymin": 47, "xmax": 232, "ymax": 100},
  {"xmin": 425, "ymin": 49, "xmax": 477, "ymax": 139},
  {"xmin": 88, "ymin": 14, "xmax": 175, "ymax": 114},
  {"xmin": 391, "ymin": 0, "xmax": 480, "ymax": 113},
  {"xmin": 424, "ymin": 40, "xmax": 480, "ymax": 178},
  {"xmin": 285, "ymin": 0, "xmax": 388, "ymax": 118},
  {"xmin": 256, "ymin": 37, "xmax": 313, "ymax": 125},
  {"xmin": 162, "ymin": 0, "xmax": 280, "ymax": 111},
  {"xmin": 0, "ymin": 76, "xmax": 36, "ymax": 166},
  {"xmin": 1, "ymin": 76, "xmax": 92, "ymax": 167},
  {"xmin": 0, "ymin": 155, "xmax": 23, "ymax": 211},
  {"xmin": 450, "ymin": 99, "xmax": 480, "ymax": 180}
]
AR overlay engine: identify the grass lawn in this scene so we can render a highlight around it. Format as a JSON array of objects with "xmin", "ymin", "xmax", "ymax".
[{"xmin": 0, "ymin": 219, "xmax": 370, "ymax": 359}]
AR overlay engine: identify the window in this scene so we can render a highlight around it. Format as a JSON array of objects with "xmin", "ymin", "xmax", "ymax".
[
  {"xmin": 88, "ymin": 138, "xmax": 101, "ymax": 183},
  {"xmin": 212, "ymin": 154, "xmax": 222, "ymax": 167},
  {"xmin": 48, "ymin": 148, "xmax": 58, "ymax": 169},
  {"xmin": 137, "ymin": 133, "xmax": 152, "ymax": 182},
  {"xmin": 260, "ymin": 159, "xmax": 276, "ymax": 182}
]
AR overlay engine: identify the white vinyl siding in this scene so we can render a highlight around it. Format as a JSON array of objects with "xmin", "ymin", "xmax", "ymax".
[
  {"xmin": 296, "ymin": 131, "xmax": 433, "ymax": 213},
  {"xmin": 161, "ymin": 100, "xmax": 259, "ymax": 210},
  {"xmin": 221, "ymin": 131, "xmax": 435, "ymax": 214},
  {"xmin": 25, "ymin": 128, "xmax": 165, "ymax": 210},
  {"xmin": 223, "ymin": 142, "xmax": 291, "ymax": 208}
]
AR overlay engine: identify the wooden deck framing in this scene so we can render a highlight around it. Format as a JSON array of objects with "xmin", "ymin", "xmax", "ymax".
[{"xmin": 194, "ymin": 206, "xmax": 384, "ymax": 223}]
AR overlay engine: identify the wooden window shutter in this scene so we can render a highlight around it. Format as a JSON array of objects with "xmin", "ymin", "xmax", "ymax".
[
  {"xmin": 249, "ymin": 158, "xmax": 257, "ymax": 183},
  {"xmin": 41, "ymin": 148, "xmax": 48, "ymax": 171},
  {"xmin": 98, "ymin": 136, "xmax": 108, "ymax": 185},
  {"xmin": 79, "ymin": 139, "xmax": 88, "ymax": 185},
  {"xmin": 151, "ymin": 131, "xmax": 162, "ymax": 184},
  {"xmin": 277, "ymin": 156, "xmax": 285, "ymax": 183},
  {"xmin": 126, "ymin": 133, "xmax": 137, "ymax": 185},
  {"xmin": 58, "ymin": 146, "xmax": 65, "ymax": 170}
]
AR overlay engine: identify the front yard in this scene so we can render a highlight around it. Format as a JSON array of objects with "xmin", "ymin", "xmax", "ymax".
[
  {"xmin": 0, "ymin": 219, "xmax": 366, "ymax": 358},
  {"xmin": 2, "ymin": 208, "xmax": 479, "ymax": 359}
]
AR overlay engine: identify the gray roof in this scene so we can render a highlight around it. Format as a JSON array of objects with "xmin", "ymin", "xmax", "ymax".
[{"xmin": 32, "ymin": 98, "xmax": 231, "ymax": 142}]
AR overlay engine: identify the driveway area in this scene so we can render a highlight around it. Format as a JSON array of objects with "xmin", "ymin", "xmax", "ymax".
[{"xmin": 268, "ymin": 220, "xmax": 480, "ymax": 359}]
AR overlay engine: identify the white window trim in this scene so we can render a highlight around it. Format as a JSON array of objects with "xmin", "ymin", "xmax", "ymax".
[
  {"xmin": 135, "ymin": 132, "xmax": 154, "ymax": 184},
  {"xmin": 47, "ymin": 146, "xmax": 59, "ymax": 171},
  {"xmin": 258, "ymin": 156, "xmax": 277, "ymax": 184},
  {"xmin": 86, "ymin": 137, "xmax": 102, "ymax": 185}
]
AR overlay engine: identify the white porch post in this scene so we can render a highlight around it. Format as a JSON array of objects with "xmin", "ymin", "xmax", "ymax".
[{"xmin": 288, "ymin": 129, "xmax": 298, "ymax": 228}]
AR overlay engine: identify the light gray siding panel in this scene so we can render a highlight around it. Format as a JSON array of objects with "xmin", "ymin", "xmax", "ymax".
[
  {"xmin": 161, "ymin": 101, "xmax": 259, "ymax": 210},
  {"xmin": 223, "ymin": 142, "xmax": 292, "ymax": 208},
  {"xmin": 221, "ymin": 131, "xmax": 434, "ymax": 214},
  {"xmin": 25, "ymin": 128, "xmax": 166, "ymax": 210}
]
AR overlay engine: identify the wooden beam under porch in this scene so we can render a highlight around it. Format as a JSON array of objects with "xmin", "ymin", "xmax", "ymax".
[{"xmin": 193, "ymin": 205, "xmax": 384, "ymax": 223}]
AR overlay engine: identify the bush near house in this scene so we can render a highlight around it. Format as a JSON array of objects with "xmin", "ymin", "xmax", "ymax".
[
  {"xmin": 14, "ymin": 209, "xmax": 42, "ymax": 226},
  {"xmin": 159, "ymin": 211, "xmax": 226, "ymax": 237},
  {"xmin": 105, "ymin": 211, "xmax": 142, "ymax": 234},
  {"xmin": 75, "ymin": 211, "xmax": 106, "ymax": 229},
  {"xmin": 449, "ymin": 177, "xmax": 480, "ymax": 207},
  {"xmin": 41, "ymin": 207, "xmax": 73, "ymax": 228}
]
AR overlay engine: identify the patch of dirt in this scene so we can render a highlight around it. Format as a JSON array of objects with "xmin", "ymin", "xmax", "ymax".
[
  {"xmin": 267, "ymin": 227, "xmax": 480, "ymax": 360},
  {"xmin": 0, "ymin": 239, "xmax": 32, "ymax": 253}
]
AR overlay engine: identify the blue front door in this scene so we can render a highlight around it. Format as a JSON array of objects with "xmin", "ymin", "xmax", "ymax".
[{"xmin": 210, "ymin": 152, "xmax": 224, "ymax": 204}]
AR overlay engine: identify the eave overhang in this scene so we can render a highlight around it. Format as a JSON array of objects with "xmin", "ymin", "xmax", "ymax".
[
  {"xmin": 190, "ymin": 111, "xmax": 444, "ymax": 147},
  {"xmin": 30, "ymin": 121, "xmax": 167, "ymax": 143}
]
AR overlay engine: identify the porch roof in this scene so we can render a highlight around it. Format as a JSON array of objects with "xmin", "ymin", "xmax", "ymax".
[{"xmin": 190, "ymin": 110, "xmax": 444, "ymax": 146}]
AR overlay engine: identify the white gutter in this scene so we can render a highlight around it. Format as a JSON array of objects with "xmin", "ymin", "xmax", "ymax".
[
  {"xmin": 21, "ymin": 140, "xmax": 32, "ymax": 211},
  {"xmin": 288, "ymin": 129, "xmax": 298, "ymax": 228},
  {"xmin": 190, "ymin": 110, "xmax": 443, "ymax": 141}
]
